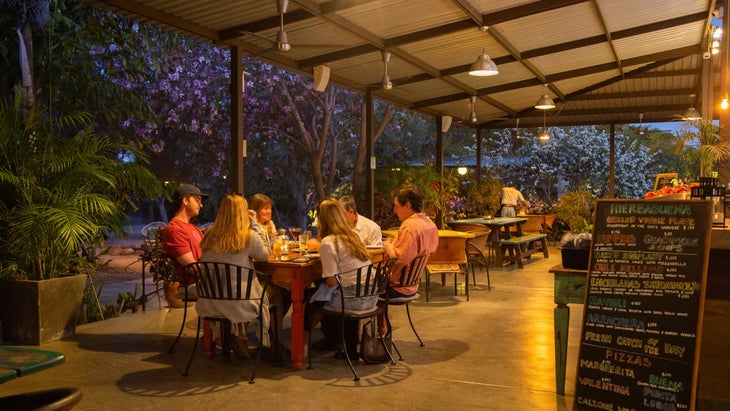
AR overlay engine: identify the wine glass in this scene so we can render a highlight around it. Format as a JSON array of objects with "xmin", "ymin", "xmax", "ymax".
[{"xmin": 288, "ymin": 227, "xmax": 301, "ymax": 241}]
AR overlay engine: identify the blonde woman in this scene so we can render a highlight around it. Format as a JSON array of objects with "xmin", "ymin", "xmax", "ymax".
[
  {"xmin": 306, "ymin": 198, "xmax": 373, "ymax": 359},
  {"xmin": 196, "ymin": 193, "xmax": 271, "ymax": 358}
]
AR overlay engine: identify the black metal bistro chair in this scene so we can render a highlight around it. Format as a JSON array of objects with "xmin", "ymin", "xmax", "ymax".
[
  {"xmin": 182, "ymin": 261, "xmax": 275, "ymax": 384},
  {"xmin": 379, "ymin": 254, "xmax": 429, "ymax": 360},
  {"xmin": 308, "ymin": 259, "xmax": 390, "ymax": 381}
]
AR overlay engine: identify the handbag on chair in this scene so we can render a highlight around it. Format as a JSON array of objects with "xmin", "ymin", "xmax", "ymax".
[{"xmin": 359, "ymin": 320, "xmax": 393, "ymax": 364}]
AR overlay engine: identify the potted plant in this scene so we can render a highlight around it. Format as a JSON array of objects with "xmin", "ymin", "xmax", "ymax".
[
  {"xmin": 0, "ymin": 95, "xmax": 161, "ymax": 344},
  {"xmin": 554, "ymin": 188, "xmax": 595, "ymax": 269},
  {"xmin": 464, "ymin": 176, "xmax": 503, "ymax": 218},
  {"xmin": 675, "ymin": 119, "xmax": 730, "ymax": 178},
  {"xmin": 140, "ymin": 235, "xmax": 187, "ymax": 308}
]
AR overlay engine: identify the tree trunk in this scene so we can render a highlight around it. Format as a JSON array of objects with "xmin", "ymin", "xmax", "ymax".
[
  {"xmin": 17, "ymin": 26, "xmax": 35, "ymax": 112},
  {"xmin": 353, "ymin": 103, "xmax": 393, "ymax": 204}
]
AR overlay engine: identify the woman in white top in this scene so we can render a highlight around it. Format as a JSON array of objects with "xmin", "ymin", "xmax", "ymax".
[
  {"xmin": 196, "ymin": 193, "xmax": 271, "ymax": 355},
  {"xmin": 306, "ymin": 198, "xmax": 373, "ymax": 357}
]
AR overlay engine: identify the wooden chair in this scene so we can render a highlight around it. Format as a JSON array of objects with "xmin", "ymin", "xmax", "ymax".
[
  {"xmin": 309, "ymin": 260, "xmax": 391, "ymax": 381},
  {"xmin": 519, "ymin": 215, "xmax": 546, "ymax": 235},
  {"xmin": 182, "ymin": 262, "xmax": 274, "ymax": 384},
  {"xmin": 380, "ymin": 254, "xmax": 429, "ymax": 360},
  {"xmin": 542, "ymin": 214, "xmax": 558, "ymax": 244},
  {"xmin": 425, "ymin": 236, "xmax": 469, "ymax": 301},
  {"xmin": 448, "ymin": 223, "xmax": 492, "ymax": 289}
]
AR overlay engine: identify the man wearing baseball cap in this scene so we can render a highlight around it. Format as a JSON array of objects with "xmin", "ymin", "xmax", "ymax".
[{"xmin": 163, "ymin": 184, "xmax": 209, "ymax": 286}]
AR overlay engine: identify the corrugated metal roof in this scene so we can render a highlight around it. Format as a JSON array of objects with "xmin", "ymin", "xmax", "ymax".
[{"xmin": 83, "ymin": 0, "xmax": 722, "ymax": 128}]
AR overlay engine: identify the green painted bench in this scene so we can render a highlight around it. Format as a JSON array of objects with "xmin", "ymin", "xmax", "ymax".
[
  {"xmin": 499, "ymin": 233, "xmax": 549, "ymax": 268},
  {"xmin": 0, "ymin": 346, "xmax": 65, "ymax": 381}
]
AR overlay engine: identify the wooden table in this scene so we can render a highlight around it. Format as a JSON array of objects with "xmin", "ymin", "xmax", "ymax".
[
  {"xmin": 447, "ymin": 217, "xmax": 528, "ymax": 266},
  {"xmin": 0, "ymin": 346, "xmax": 65, "ymax": 384},
  {"xmin": 548, "ymin": 264, "xmax": 587, "ymax": 395},
  {"xmin": 255, "ymin": 248, "xmax": 384, "ymax": 370},
  {"xmin": 382, "ymin": 229, "xmax": 474, "ymax": 240},
  {"xmin": 255, "ymin": 254, "xmax": 321, "ymax": 371}
]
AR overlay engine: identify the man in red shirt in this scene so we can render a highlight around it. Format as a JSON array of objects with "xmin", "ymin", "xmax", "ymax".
[{"xmin": 163, "ymin": 184, "xmax": 208, "ymax": 285}]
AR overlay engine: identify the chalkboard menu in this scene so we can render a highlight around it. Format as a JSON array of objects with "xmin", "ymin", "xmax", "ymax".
[{"xmin": 574, "ymin": 199, "xmax": 712, "ymax": 411}]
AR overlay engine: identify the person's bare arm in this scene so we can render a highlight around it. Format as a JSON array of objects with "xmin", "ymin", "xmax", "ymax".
[{"xmin": 174, "ymin": 252, "xmax": 196, "ymax": 267}]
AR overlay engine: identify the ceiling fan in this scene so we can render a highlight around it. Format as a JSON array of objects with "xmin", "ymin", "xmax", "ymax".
[
  {"xmin": 451, "ymin": 96, "xmax": 480, "ymax": 124},
  {"xmin": 241, "ymin": 0, "xmax": 348, "ymax": 53},
  {"xmin": 454, "ymin": 96, "xmax": 507, "ymax": 125},
  {"xmin": 637, "ymin": 113, "xmax": 645, "ymax": 135}
]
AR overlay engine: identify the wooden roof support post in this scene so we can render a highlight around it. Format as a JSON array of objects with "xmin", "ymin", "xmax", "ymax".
[
  {"xmin": 230, "ymin": 45, "xmax": 245, "ymax": 194},
  {"xmin": 719, "ymin": 0, "xmax": 730, "ymax": 187},
  {"xmin": 365, "ymin": 90, "xmax": 375, "ymax": 219},
  {"xmin": 436, "ymin": 119, "xmax": 444, "ymax": 229}
]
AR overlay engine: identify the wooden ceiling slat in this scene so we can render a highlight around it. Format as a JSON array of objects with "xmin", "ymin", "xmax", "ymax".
[{"xmin": 82, "ymin": 0, "xmax": 716, "ymax": 127}]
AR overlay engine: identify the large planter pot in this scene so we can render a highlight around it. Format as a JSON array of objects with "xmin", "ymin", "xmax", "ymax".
[
  {"xmin": 0, "ymin": 274, "xmax": 87, "ymax": 345},
  {"xmin": 560, "ymin": 247, "xmax": 590, "ymax": 270}
]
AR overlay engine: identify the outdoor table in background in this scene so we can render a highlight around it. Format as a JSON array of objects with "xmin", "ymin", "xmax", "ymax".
[{"xmin": 447, "ymin": 217, "xmax": 528, "ymax": 266}]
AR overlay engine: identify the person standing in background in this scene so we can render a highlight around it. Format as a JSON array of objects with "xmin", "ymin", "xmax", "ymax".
[{"xmin": 500, "ymin": 182, "xmax": 530, "ymax": 217}]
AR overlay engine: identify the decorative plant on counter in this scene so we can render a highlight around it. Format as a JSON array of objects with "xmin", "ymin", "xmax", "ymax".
[{"xmin": 675, "ymin": 118, "xmax": 730, "ymax": 178}]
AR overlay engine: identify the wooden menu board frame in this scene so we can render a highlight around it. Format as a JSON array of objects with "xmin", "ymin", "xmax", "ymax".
[{"xmin": 574, "ymin": 199, "xmax": 712, "ymax": 411}]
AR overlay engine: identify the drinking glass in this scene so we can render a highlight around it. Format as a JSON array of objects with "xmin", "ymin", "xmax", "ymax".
[
  {"xmin": 288, "ymin": 227, "xmax": 301, "ymax": 241},
  {"xmin": 272, "ymin": 237, "xmax": 283, "ymax": 260},
  {"xmin": 298, "ymin": 233, "xmax": 310, "ymax": 255}
]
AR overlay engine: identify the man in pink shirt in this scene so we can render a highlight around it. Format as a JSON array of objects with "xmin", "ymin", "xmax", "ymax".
[
  {"xmin": 383, "ymin": 183, "xmax": 439, "ymax": 296},
  {"xmin": 163, "ymin": 183, "xmax": 208, "ymax": 286}
]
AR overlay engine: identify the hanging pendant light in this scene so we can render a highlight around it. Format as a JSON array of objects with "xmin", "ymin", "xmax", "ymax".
[
  {"xmin": 682, "ymin": 94, "xmax": 701, "ymax": 121},
  {"xmin": 535, "ymin": 84, "xmax": 556, "ymax": 110},
  {"xmin": 468, "ymin": 27, "xmax": 499, "ymax": 77},
  {"xmin": 537, "ymin": 110, "xmax": 550, "ymax": 141}
]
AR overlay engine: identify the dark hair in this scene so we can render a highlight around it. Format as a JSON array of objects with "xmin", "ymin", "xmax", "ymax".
[
  {"xmin": 172, "ymin": 196, "xmax": 184, "ymax": 213},
  {"xmin": 392, "ymin": 183, "xmax": 424, "ymax": 213},
  {"xmin": 338, "ymin": 195, "xmax": 357, "ymax": 214}
]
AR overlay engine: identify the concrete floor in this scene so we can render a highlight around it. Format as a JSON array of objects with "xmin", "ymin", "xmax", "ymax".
[{"xmin": 1, "ymin": 246, "xmax": 728, "ymax": 411}]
